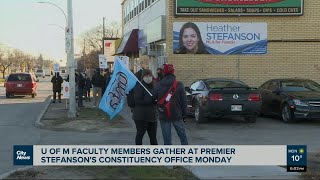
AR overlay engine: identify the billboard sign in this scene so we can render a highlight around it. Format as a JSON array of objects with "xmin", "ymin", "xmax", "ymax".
[
  {"xmin": 98, "ymin": 54, "xmax": 108, "ymax": 69},
  {"xmin": 104, "ymin": 39, "xmax": 116, "ymax": 63},
  {"xmin": 173, "ymin": 22, "xmax": 267, "ymax": 55},
  {"xmin": 175, "ymin": 0, "xmax": 303, "ymax": 16}
]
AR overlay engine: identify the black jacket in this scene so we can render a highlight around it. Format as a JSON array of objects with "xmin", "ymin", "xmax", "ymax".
[
  {"xmin": 77, "ymin": 74, "xmax": 85, "ymax": 89},
  {"xmin": 51, "ymin": 75, "xmax": 63, "ymax": 92},
  {"xmin": 91, "ymin": 73, "xmax": 105, "ymax": 88},
  {"xmin": 132, "ymin": 82, "xmax": 156, "ymax": 122},
  {"xmin": 153, "ymin": 74, "xmax": 187, "ymax": 121}
]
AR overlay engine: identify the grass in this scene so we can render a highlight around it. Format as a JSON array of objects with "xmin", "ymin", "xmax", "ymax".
[
  {"xmin": 6, "ymin": 166, "xmax": 198, "ymax": 180},
  {"xmin": 5, "ymin": 169, "xmax": 39, "ymax": 179},
  {"xmin": 71, "ymin": 166, "xmax": 198, "ymax": 180},
  {"xmin": 301, "ymin": 152, "xmax": 320, "ymax": 180}
]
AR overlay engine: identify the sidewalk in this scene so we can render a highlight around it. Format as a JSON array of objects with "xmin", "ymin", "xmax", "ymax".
[{"xmin": 3, "ymin": 96, "xmax": 301, "ymax": 179}]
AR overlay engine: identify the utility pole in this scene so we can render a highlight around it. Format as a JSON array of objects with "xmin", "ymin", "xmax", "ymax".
[
  {"xmin": 102, "ymin": 17, "xmax": 106, "ymax": 55},
  {"xmin": 67, "ymin": 0, "xmax": 76, "ymax": 118},
  {"xmin": 83, "ymin": 39, "xmax": 86, "ymax": 71}
]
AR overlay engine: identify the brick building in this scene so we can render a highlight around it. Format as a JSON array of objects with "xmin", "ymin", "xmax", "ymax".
[{"xmin": 121, "ymin": 0, "xmax": 319, "ymax": 87}]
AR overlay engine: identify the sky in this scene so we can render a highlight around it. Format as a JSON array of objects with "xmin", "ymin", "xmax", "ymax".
[{"xmin": 0, "ymin": 0, "xmax": 121, "ymax": 65}]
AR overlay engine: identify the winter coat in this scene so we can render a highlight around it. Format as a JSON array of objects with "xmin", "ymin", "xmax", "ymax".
[
  {"xmin": 51, "ymin": 75, "xmax": 63, "ymax": 92},
  {"xmin": 77, "ymin": 74, "xmax": 86, "ymax": 89},
  {"xmin": 84, "ymin": 78, "xmax": 92, "ymax": 89},
  {"xmin": 153, "ymin": 74, "xmax": 187, "ymax": 121},
  {"xmin": 91, "ymin": 73, "xmax": 105, "ymax": 88},
  {"xmin": 132, "ymin": 82, "xmax": 156, "ymax": 122}
]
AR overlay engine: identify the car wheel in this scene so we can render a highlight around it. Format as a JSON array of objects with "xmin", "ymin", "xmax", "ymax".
[
  {"xmin": 281, "ymin": 104, "xmax": 295, "ymax": 123},
  {"xmin": 194, "ymin": 103, "xmax": 208, "ymax": 123},
  {"xmin": 32, "ymin": 93, "xmax": 35, "ymax": 98},
  {"xmin": 245, "ymin": 116, "xmax": 257, "ymax": 123}
]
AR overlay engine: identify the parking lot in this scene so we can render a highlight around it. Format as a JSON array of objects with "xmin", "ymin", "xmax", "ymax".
[{"xmin": 184, "ymin": 115, "xmax": 320, "ymax": 152}]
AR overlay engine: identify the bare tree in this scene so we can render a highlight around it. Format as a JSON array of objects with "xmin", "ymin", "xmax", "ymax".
[
  {"xmin": 77, "ymin": 21, "xmax": 121, "ymax": 70},
  {"xmin": 0, "ymin": 49, "xmax": 14, "ymax": 79}
]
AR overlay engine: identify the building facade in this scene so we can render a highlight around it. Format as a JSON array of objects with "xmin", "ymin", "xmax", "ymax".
[
  {"xmin": 120, "ymin": 0, "xmax": 166, "ymax": 76},
  {"xmin": 120, "ymin": 0, "xmax": 320, "ymax": 87}
]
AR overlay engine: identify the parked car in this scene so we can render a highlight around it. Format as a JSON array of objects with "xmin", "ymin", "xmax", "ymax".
[
  {"xmin": 258, "ymin": 78, "xmax": 320, "ymax": 123},
  {"xmin": 186, "ymin": 78, "xmax": 261, "ymax": 123},
  {"xmin": 5, "ymin": 73, "xmax": 38, "ymax": 98},
  {"xmin": 35, "ymin": 69, "xmax": 45, "ymax": 78}
]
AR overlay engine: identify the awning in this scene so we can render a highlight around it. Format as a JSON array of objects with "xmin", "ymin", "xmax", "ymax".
[{"xmin": 116, "ymin": 29, "xmax": 139, "ymax": 54}]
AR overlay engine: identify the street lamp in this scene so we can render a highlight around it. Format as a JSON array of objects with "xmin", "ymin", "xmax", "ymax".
[
  {"xmin": 37, "ymin": 1, "xmax": 76, "ymax": 118},
  {"xmin": 37, "ymin": 1, "xmax": 67, "ymax": 25}
]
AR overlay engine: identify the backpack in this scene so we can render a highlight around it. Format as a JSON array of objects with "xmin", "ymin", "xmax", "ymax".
[{"xmin": 157, "ymin": 81, "xmax": 178, "ymax": 118}]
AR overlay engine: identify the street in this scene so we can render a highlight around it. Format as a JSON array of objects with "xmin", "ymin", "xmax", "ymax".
[
  {"xmin": 0, "ymin": 77, "xmax": 320, "ymax": 176},
  {"xmin": 185, "ymin": 116, "xmax": 320, "ymax": 152}
]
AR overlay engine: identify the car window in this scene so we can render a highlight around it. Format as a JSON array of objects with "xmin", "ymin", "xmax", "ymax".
[
  {"xmin": 61, "ymin": 70, "xmax": 66, "ymax": 73},
  {"xmin": 197, "ymin": 81, "xmax": 206, "ymax": 90},
  {"xmin": 8, "ymin": 74, "xmax": 32, "ymax": 81},
  {"xmin": 190, "ymin": 81, "xmax": 200, "ymax": 91},
  {"xmin": 206, "ymin": 80, "xmax": 247, "ymax": 89},
  {"xmin": 260, "ymin": 81, "xmax": 270, "ymax": 90},
  {"xmin": 281, "ymin": 80, "xmax": 320, "ymax": 92},
  {"xmin": 37, "ymin": 70, "xmax": 43, "ymax": 73},
  {"xmin": 268, "ymin": 81, "xmax": 279, "ymax": 91}
]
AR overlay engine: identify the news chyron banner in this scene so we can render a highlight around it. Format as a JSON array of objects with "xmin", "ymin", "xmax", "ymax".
[{"xmin": 13, "ymin": 145, "xmax": 306, "ymax": 172}]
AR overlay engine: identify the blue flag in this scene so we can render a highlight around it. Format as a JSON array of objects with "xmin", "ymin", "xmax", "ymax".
[{"xmin": 99, "ymin": 58, "xmax": 137, "ymax": 119}]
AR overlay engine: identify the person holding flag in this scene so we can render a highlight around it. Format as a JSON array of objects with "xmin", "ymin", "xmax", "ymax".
[
  {"xmin": 132, "ymin": 69, "xmax": 157, "ymax": 145},
  {"xmin": 99, "ymin": 57, "xmax": 141, "ymax": 119}
]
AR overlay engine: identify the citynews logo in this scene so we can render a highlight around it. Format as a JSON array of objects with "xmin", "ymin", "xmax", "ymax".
[{"xmin": 13, "ymin": 145, "xmax": 33, "ymax": 165}]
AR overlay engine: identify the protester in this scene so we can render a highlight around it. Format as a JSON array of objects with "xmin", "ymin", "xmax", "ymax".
[
  {"xmin": 77, "ymin": 72, "xmax": 86, "ymax": 107},
  {"xmin": 132, "ymin": 69, "xmax": 157, "ymax": 145},
  {"xmin": 154, "ymin": 67, "xmax": 163, "ymax": 82},
  {"xmin": 154, "ymin": 64, "xmax": 188, "ymax": 145},
  {"xmin": 91, "ymin": 69, "xmax": 105, "ymax": 108},
  {"xmin": 127, "ymin": 68, "xmax": 144, "ymax": 111},
  {"xmin": 102, "ymin": 69, "xmax": 111, "ymax": 95},
  {"xmin": 84, "ymin": 73, "xmax": 92, "ymax": 102},
  {"xmin": 51, "ymin": 72, "xmax": 63, "ymax": 103}
]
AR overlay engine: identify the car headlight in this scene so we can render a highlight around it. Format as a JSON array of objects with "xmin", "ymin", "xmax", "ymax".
[{"xmin": 292, "ymin": 99, "xmax": 309, "ymax": 107}]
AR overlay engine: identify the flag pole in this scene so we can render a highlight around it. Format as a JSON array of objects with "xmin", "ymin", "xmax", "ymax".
[{"xmin": 117, "ymin": 59, "xmax": 153, "ymax": 97}]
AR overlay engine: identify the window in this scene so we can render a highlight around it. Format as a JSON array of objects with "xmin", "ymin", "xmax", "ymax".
[
  {"xmin": 8, "ymin": 74, "xmax": 31, "ymax": 82},
  {"xmin": 190, "ymin": 81, "xmax": 200, "ymax": 91},
  {"xmin": 281, "ymin": 80, "xmax": 320, "ymax": 92},
  {"xmin": 205, "ymin": 80, "xmax": 247, "ymax": 89},
  {"xmin": 259, "ymin": 81, "xmax": 270, "ymax": 90},
  {"xmin": 268, "ymin": 81, "xmax": 279, "ymax": 92},
  {"xmin": 197, "ymin": 81, "xmax": 206, "ymax": 91}
]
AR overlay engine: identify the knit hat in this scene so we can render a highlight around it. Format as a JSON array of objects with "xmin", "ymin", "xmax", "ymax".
[
  {"xmin": 141, "ymin": 69, "xmax": 152, "ymax": 79},
  {"xmin": 163, "ymin": 64, "xmax": 174, "ymax": 75}
]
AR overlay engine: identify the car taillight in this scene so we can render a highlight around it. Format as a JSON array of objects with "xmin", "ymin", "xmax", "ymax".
[
  {"xmin": 248, "ymin": 93, "xmax": 260, "ymax": 101},
  {"xmin": 210, "ymin": 94, "xmax": 223, "ymax": 101}
]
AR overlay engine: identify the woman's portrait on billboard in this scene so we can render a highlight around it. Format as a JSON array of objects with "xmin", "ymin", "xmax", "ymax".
[{"xmin": 174, "ymin": 22, "xmax": 209, "ymax": 54}]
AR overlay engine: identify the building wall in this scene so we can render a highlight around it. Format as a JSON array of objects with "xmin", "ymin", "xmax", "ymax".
[
  {"xmin": 166, "ymin": 0, "xmax": 320, "ymax": 87},
  {"xmin": 123, "ymin": 0, "xmax": 166, "ymax": 34}
]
